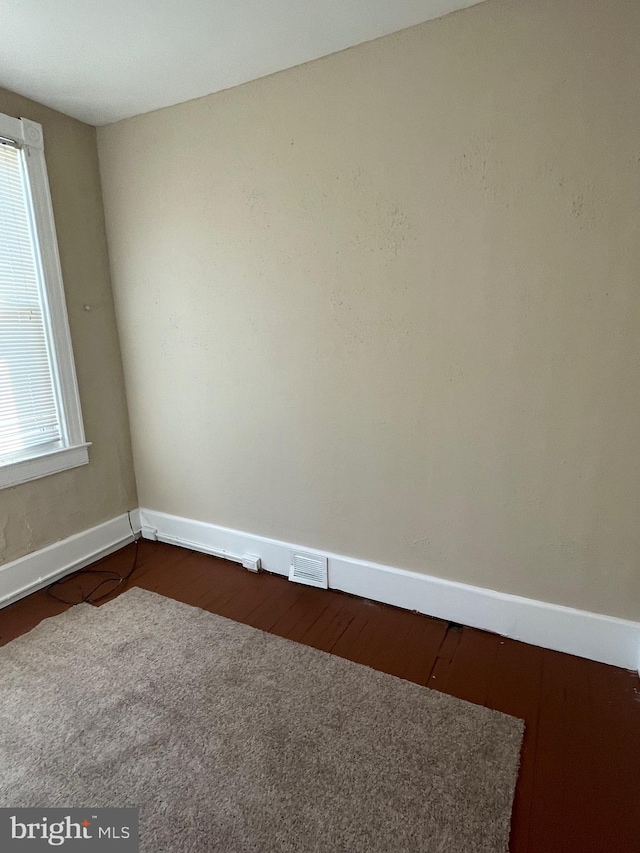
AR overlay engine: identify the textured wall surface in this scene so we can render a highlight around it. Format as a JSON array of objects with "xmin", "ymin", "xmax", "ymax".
[
  {"xmin": 0, "ymin": 88, "xmax": 137, "ymax": 563},
  {"xmin": 98, "ymin": 0, "xmax": 640, "ymax": 620}
]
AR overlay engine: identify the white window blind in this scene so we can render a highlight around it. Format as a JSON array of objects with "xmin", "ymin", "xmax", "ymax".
[{"xmin": 0, "ymin": 139, "xmax": 62, "ymax": 461}]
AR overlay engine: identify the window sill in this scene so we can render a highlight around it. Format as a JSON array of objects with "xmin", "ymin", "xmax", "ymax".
[{"xmin": 0, "ymin": 443, "xmax": 90, "ymax": 490}]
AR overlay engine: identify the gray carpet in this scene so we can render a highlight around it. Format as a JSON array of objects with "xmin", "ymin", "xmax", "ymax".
[{"xmin": 0, "ymin": 587, "xmax": 523, "ymax": 852}]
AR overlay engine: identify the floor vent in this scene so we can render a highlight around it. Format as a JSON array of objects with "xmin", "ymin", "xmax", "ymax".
[{"xmin": 289, "ymin": 551, "xmax": 328, "ymax": 589}]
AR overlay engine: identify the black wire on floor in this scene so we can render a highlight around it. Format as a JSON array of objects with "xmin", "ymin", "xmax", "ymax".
[{"xmin": 48, "ymin": 512, "xmax": 140, "ymax": 605}]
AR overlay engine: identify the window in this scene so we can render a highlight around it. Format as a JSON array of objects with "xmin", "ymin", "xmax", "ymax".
[{"xmin": 0, "ymin": 113, "xmax": 88, "ymax": 489}]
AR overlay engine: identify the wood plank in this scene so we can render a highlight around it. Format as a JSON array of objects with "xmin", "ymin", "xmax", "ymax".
[
  {"xmin": 428, "ymin": 624, "xmax": 463, "ymax": 686},
  {"xmin": 328, "ymin": 603, "xmax": 448, "ymax": 682},
  {"xmin": 243, "ymin": 581, "xmax": 306, "ymax": 632},
  {"xmin": 527, "ymin": 649, "xmax": 584, "ymax": 853},
  {"xmin": 531, "ymin": 652, "xmax": 640, "ymax": 853},
  {"xmin": 269, "ymin": 585, "xmax": 337, "ymax": 643},
  {"xmin": 392, "ymin": 615, "xmax": 449, "ymax": 685},
  {"xmin": 211, "ymin": 576, "xmax": 284, "ymax": 624},
  {"xmin": 327, "ymin": 606, "xmax": 375, "ymax": 658},
  {"xmin": 430, "ymin": 626, "xmax": 501, "ymax": 705},
  {"xmin": 356, "ymin": 609, "xmax": 445, "ymax": 681},
  {"xmin": 0, "ymin": 588, "xmax": 69, "ymax": 646},
  {"xmin": 140, "ymin": 551, "xmax": 235, "ymax": 601},
  {"xmin": 199, "ymin": 562, "xmax": 279, "ymax": 612},
  {"xmin": 485, "ymin": 638, "xmax": 544, "ymax": 853},
  {"xmin": 293, "ymin": 589, "xmax": 365, "ymax": 650},
  {"xmin": 330, "ymin": 600, "xmax": 385, "ymax": 660}
]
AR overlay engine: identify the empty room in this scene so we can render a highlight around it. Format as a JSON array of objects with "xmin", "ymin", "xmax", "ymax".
[{"xmin": 0, "ymin": 0, "xmax": 638, "ymax": 850}]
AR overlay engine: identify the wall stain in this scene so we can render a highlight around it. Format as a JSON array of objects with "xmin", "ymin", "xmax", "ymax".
[
  {"xmin": 453, "ymin": 133, "xmax": 495, "ymax": 188},
  {"xmin": 349, "ymin": 166, "xmax": 411, "ymax": 261},
  {"xmin": 570, "ymin": 184, "xmax": 599, "ymax": 230}
]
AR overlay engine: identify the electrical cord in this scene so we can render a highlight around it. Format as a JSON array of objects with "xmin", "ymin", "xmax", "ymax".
[{"xmin": 47, "ymin": 511, "xmax": 140, "ymax": 605}]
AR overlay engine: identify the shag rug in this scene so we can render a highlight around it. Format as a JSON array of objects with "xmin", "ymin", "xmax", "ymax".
[{"xmin": 0, "ymin": 587, "xmax": 523, "ymax": 852}]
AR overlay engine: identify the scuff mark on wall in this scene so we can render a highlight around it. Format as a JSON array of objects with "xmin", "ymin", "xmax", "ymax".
[
  {"xmin": 570, "ymin": 184, "xmax": 600, "ymax": 230},
  {"xmin": 348, "ymin": 166, "xmax": 411, "ymax": 261},
  {"xmin": 452, "ymin": 133, "xmax": 494, "ymax": 187}
]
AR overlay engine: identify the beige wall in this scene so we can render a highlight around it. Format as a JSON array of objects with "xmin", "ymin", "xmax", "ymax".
[
  {"xmin": 0, "ymin": 88, "xmax": 137, "ymax": 563},
  {"xmin": 98, "ymin": 0, "xmax": 640, "ymax": 620}
]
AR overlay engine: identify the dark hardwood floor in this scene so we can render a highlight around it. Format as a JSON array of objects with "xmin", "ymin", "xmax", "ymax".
[{"xmin": 1, "ymin": 539, "xmax": 639, "ymax": 852}]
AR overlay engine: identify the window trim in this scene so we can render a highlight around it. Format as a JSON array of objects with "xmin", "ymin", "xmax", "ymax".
[{"xmin": 0, "ymin": 112, "xmax": 89, "ymax": 490}]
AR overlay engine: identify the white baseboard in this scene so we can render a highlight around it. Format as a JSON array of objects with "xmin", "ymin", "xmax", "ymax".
[
  {"xmin": 3, "ymin": 506, "xmax": 638, "ymax": 673},
  {"xmin": 139, "ymin": 507, "xmax": 640, "ymax": 672},
  {"xmin": 0, "ymin": 513, "xmax": 139, "ymax": 609}
]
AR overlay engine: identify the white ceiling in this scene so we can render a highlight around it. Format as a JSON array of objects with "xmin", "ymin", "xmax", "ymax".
[{"xmin": 1, "ymin": 0, "xmax": 484, "ymax": 126}]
